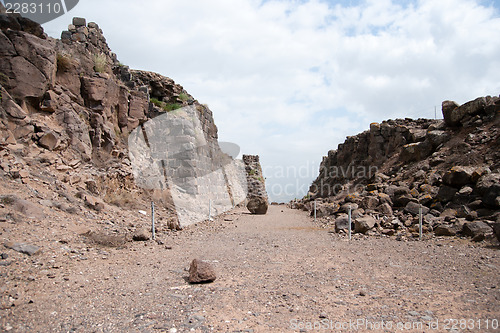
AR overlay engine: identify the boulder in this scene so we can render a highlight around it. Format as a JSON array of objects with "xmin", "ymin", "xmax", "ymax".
[
  {"xmin": 354, "ymin": 216, "xmax": 376, "ymax": 234},
  {"xmin": 475, "ymin": 173, "xmax": 500, "ymax": 208},
  {"xmin": 434, "ymin": 224, "xmax": 460, "ymax": 236},
  {"xmin": 247, "ymin": 197, "xmax": 268, "ymax": 214},
  {"xmin": 377, "ymin": 202, "xmax": 393, "ymax": 216},
  {"xmin": 362, "ymin": 196, "xmax": 379, "ymax": 210},
  {"xmin": 492, "ymin": 223, "xmax": 500, "ymax": 242},
  {"xmin": 443, "ymin": 166, "xmax": 475, "ymax": 187},
  {"xmin": 334, "ymin": 214, "xmax": 350, "ymax": 232},
  {"xmin": 404, "ymin": 202, "xmax": 430, "ymax": 216},
  {"xmin": 84, "ymin": 194, "xmax": 105, "ymax": 211},
  {"xmin": 3, "ymin": 96, "xmax": 27, "ymax": 119},
  {"xmin": 443, "ymin": 97, "xmax": 487, "ymax": 126},
  {"xmin": 400, "ymin": 141, "xmax": 433, "ymax": 162},
  {"xmin": 462, "ymin": 221, "xmax": 492, "ymax": 239},
  {"xmin": 442, "ymin": 100, "xmax": 460, "ymax": 126},
  {"xmin": 72, "ymin": 17, "xmax": 86, "ymax": 27},
  {"xmin": 426, "ymin": 130, "xmax": 450, "ymax": 148},
  {"xmin": 132, "ymin": 228, "xmax": 150, "ymax": 241},
  {"xmin": 436, "ymin": 185, "xmax": 457, "ymax": 203},
  {"xmin": 38, "ymin": 131, "xmax": 58, "ymax": 150},
  {"xmin": 340, "ymin": 203, "xmax": 358, "ymax": 213},
  {"xmin": 188, "ymin": 259, "xmax": 216, "ymax": 284},
  {"xmin": 4, "ymin": 242, "xmax": 40, "ymax": 256}
]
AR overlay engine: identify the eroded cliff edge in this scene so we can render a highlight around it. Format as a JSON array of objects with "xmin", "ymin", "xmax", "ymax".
[{"xmin": 0, "ymin": 13, "xmax": 263, "ymax": 230}]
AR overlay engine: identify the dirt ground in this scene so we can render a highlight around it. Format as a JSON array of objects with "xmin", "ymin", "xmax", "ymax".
[{"xmin": 1, "ymin": 202, "xmax": 499, "ymax": 332}]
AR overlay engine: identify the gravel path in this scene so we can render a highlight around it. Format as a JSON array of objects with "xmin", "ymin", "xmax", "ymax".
[{"xmin": 1, "ymin": 205, "xmax": 499, "ymax": 332}]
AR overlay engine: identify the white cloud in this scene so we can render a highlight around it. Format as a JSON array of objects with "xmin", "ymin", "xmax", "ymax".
[{"xmin": 43, "ymin": 0, "xmax": 500, "ymax": 201}]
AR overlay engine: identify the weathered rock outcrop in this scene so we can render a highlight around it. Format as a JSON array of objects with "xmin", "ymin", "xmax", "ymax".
[
  {"xmin": 296, "ymin": 95, "xmax": 499, "ymax": 242},
  {"xmin": 243, "ymin": 155, "xmax": 268, "ymax": 214},
  {"xmin": 0, "ymin": 14, "xmax": 252, "ymax": 229}
]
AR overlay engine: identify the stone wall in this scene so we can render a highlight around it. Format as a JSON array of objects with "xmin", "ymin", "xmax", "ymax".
[{"xmin": 243, "ymin": 155, "xmax": 269, "ymax": 214}]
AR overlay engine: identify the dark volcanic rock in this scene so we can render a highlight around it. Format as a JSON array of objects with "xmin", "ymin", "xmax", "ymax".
[
  {"xmin": 188, "ymin": 259, "xmax": 216, "ymax": 284},
  {"xmin": 476, "ymin": 173, "xmax": 500, "ymax": 208},
  {"xmin": 354, "ymin": 216, "xmax": 376, "ymax": 234},
  {"xmin": 462, "ymin": 221, "xmax": 492, "ymax": 239},
  {"xmin": 434, "ymin": 224, "xmax": 460, "ymax": 236},
  {"xmin": 247, "ymin": 197, "xmax": 268, "ymax": 215}
]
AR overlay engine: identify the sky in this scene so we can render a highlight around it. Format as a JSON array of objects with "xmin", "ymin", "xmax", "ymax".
[{"xmin": 40, "ymin": 0, "xmax": 500, "ymax": 202}]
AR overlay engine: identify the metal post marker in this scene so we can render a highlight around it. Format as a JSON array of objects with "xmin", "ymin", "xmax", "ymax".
[
  {"xmin": 348, "ymin": 205, "xmax": 352, "ymax": 241},
  {"xmin": 208, "ymin": 199, "xmax": 212, "ymax": 221},
  {"xmin": 314, "ymin": 201, "xmax": 317, "ymax": 222},
  {"xmin": 419, "ymin": 204, "xmax": 423, "ymax": 241},
  {"xmin": 151, "ymin": 201, "xmax": 155, "ymax": 240}
]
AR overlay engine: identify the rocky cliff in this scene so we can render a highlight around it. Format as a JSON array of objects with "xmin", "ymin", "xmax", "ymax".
[
  {"xmin": 0, "ymin": 13, "xmax": 255, "ymax": 230},
  {"xmin": 296, "ymin": 96, "xmax": 500, "ymax": 242}
]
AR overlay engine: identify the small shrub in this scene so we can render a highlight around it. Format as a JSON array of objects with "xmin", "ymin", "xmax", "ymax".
[
  {"xmin": 0, "ymin": 72, "xmax": 10, "ymax": 90},
  {"xmin": 150, "ymin": 97, "xmax": 181, "ymax": 112},
  {"xmin": 150, "ymin": 97, "xmax": 162, "ymax": 107},
  {"xmin": 56, "ymin": 53, "xmax": 72, "ymax": 72},
  {"xmin": 179, "ymin": 93, "xmax": 189, "ymax": 102},
  {"xmin": 163, "ymin": 103, "xmax": 182, "ymax": 111},
  {"xmin": 93, "ymin": 53, "xmax": 107, "ymax": 73}
]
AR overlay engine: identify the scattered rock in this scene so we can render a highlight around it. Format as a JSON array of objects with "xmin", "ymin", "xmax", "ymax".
[
  {"xmin": 434, "ymin": 224, "xmax": 460, "ymax": 236},
  {"xmin": 404, "ymin": 202, "xmax": 430, "ymax": 216},
  {"xmin": 354, "ymin": 216, "xmax": 376, "ymax": 234},
  {"xmin": 132, "ymin": 228, "xmax": 150, "ymax": 241},
  {"xmin": 443, "ymin": 166, "xmax": 475, "ymax": 187},
  {"xmin": 4, "ymin": 242, "xmax": 41, "ymax": 256},
  {"xmin": 476, "ymin": 173, "xmax": 500, "ymax": 208},
  {"xmin": 188, "ymin": 259, "xmax": 216, "ymax": 284},
  {"xmin": 335, "ymin": 214, "xmax": 350, "ymax": 232},
  {"xmin": 462, "ymin": 221, "xmax": 492, "ymax": 239}
]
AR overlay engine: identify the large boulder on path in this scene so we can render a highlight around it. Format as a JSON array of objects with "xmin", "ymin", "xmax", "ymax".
[
  {"xmin": 247, "ymin": 197, "xmax": 268, "ymax": 214},
  {"xmin": 188, "ymin": 259, "xmax": 216, "ymax": 284}
]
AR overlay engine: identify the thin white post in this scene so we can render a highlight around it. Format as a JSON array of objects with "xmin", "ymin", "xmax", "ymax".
[
  {"xmin": 348, "ymin": 205, "xmax": 352, "ymax": 241},
  {"xmin": 419, "ymin": 204, "xmax": 423, "ymax": 241},
  {"xmin": 151, "ymin": 201, "xmax": 155, "ymax": 240},
  {"xmin": 314, "ymin": 200, "xmax": 317, "ymax": 222}
]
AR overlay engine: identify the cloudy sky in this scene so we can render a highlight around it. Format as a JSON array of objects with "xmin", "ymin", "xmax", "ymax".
[{"xmin": 41, "ymin": 0, "xmax": 500, "ymax": 202}]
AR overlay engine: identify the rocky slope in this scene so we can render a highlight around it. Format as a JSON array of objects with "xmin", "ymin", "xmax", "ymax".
[
  {"xmin": 295, "ymin": 96, "xmax": 500, "ymax": 243},
  {"xmin": 0, "ymin": 10, "xmax": 268, "ymax": 234}
]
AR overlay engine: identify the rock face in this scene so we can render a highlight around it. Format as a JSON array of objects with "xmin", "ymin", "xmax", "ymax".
[
  {"xmin": 188, "ymin": 259, "xmax": 216, "ymax": 284},
  {"xmin": 294, "ymin": 94, "xmax": 499, "ymax": 242},
  {"xmin": 0, "ymin": 14, "xmax": 249, "ymax": 229},
  {"xmin": 243, "ymin": 155, "xmax": 269, "ymax": 214}
]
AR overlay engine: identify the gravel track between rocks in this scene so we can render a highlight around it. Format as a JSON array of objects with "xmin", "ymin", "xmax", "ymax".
[{"xmin": 1, "ymin": 205, "xmax": 499, "ymax": 332}]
